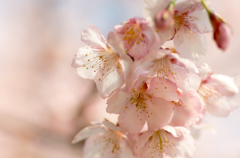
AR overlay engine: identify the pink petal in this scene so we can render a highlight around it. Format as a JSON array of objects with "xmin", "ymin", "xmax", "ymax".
[
  {"xmin": 174, "ymin": 27, "xmax": 207, "ymax": 61},
  {"xmin": 118, "ymin": 104, "xmax": 147, "ymax": 134},
  {"xmin": 156, "ymin": 27, "xmax": 174, "ymax": 46},
  {"xmin": 134, "ymin": 60, "xmax": 154, "ymax": 79},
  {"xmin": 107, "ymin": 31, "xmax": 126, "ymax": 56},
  {"xmin": 81, "ymin": 24, "xmax": 107, "ymax": 49},
  {"xmin": 128, "ymin": 41, "xmax": 148, "ymax": 60},
  {"xmin": 106, "ymin": 90, "xmax": 131, "ymax": 114},
  {"xmin": 119, "ymin": 55, "xmax": 134, "ymax": 93},
  {"xmin": 163, "ymin": 126, "xmax": 190, "ymax": 137},
  {"xmin": 94, "ymin": 68, "xmax": 124, "ymax": 98},
  {"xmin": 119, "ymin": 139, "xmax": 136, "ymax": 158},
  {"xmin": 170, "ymin": 92, "xmax": 203, "ymax": 126},
  {"xmin": 134, "ymin": 131, "xmax": 154, "ymax": 153},
  {"xmin": 146, "ymin": 97, "xmax": 174, "ymax": 131},
  {"xmin": 147, "ymin": 77, "xmax": 178, "ymax": 102},
  {"xmin": 141, "ymin": 22, "xmax": 160, "ymax": 51}
]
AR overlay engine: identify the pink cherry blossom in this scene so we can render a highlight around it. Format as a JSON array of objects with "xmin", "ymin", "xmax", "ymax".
[
  {"xmin": 144, "ymin": 0, "xmax": 213, "ymax": 60},
  {"xmin": 114, "ymin": 17, "xmax": 159, "ymax": 60},
  {"xmin": 72, "ymin": 120, "xmax": 135, "ymax": 158},
  {"xmin": 134, "ymin": 126, "xmax": 195, "ymax": 158},
  {"xmin": 197, "ymin": 64, "xmax": 239, "ymax": 117},
  {"xmin": 107, "ymin": 76, "xmax": 177, "ymax": 134},
  {"xmin": 135, "ymin": 48, "xmax": 199, "ymax": 92},
  {"xmin": 72, "ymin": 24, "xmax": 134, "ymax": 98}
]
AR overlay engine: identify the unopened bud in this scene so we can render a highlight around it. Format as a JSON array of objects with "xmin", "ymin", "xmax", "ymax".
[
  {"xmin": 154, "ymin": 3, "xmax": 174, "ymax": 30},
  {"xmin": 210, "ymin": 13, "xmax": 232, "ymax": 51}
]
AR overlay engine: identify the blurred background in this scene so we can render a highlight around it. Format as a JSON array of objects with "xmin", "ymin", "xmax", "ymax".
[{"xmin": 0, "ymin": 0, "xmax": 239, "ymax": 158}]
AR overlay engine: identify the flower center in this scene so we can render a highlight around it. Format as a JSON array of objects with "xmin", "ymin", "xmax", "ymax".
[
  {"xmin": 151, "ymin": 56, "xmax": 178, "ymax": 83},
  {"xmin": 197, "ymin": 83, "xmax": 222, "ymax": 106},
  {"xmin": 122, "ymin": 24, "xmax": 143, "ymax": 49},
  {"xmin": 148, "ymin": 130, "xmax": 176, "ymax": 157},
  {"xmin": 83, "ymin": 47, "xmax": 120, "ymax": 81},
  {"xmin": 94, "ymin": 130, "xmax": 123, "ymax": 156}
]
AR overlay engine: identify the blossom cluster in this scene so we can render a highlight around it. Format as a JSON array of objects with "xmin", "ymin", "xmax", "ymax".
[{"xmin": 71, "ymin": 0, "xmax": 239, "ymax": 158}]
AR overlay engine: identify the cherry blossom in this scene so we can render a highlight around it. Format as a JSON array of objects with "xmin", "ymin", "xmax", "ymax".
[
  {"xmin": 134, "ymin": 126, "xmax": 195, "ymax": 158},
  {"xmin": 135, "ymin": 48, "xmax": 199, "ymax": 92},
  {"xmin": 197, "ymin": 64, "xmax": 239, "ymax": 117},
  {"xmin": 144, "ymin": 0, "xmax": 213, "ymax": 60},
  {"xmin": 72, "ymin": 24, "xmax": 134, "ymax": 98},
  {"xmin": 72, "ymin": 120, "xmax": 135, "ymax": 158},
  {"xmin": 71, "ymin": 1, "xmax": 240, "ymax": 157},
  {"xmin": 114, "ymin": 17, "xmax": 159, "ymax": 60},
  {"xmin": 107, "ymin": 76, "xmax": 178, "ymax": 134}
]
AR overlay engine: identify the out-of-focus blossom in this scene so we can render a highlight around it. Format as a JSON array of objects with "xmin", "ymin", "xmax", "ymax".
[
  {"xmin": 134, "ymin": 126, "xmax": 195, "ymax": 158},
  {"xmin": 197, "ymin": 64, "xmax": 239, "ymax": 117},
  {"xmin": 209, "ymin": 12, "xmax": 232, "ymax": 51},
  {"xmin": 72, "ymin": 120, "xmax": 135, "ymax": 158},
  {"xmin": 114, "ymin": 17, "xmax": 159, "ymax": 60},
  {"xmin": 154, "ymin": 1, "xmax": 175, "ymax": 31},
  {"xmin": 72, "ymin": 25, "xmax": 134, "ymax": 98}
]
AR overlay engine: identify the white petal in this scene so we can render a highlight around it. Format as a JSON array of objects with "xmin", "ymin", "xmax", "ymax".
[
  {"xmin": 206, "ymin": 94, "xmax": 239, "ymax": 117},
  {"xmin": 83, "ymin": 134, "xmax": 120, "ymax": 158},
  {"xmin": 72, "ymin": 125, "xmax": 107, "ymax": 144},
  {"xmin": 208, "ymin": 74, "xmax": 239, "ymax": 96},
  {"xmin": 174, "ymin": 27, "xmax": 207, "ymax": 61},
  {"xmin": 186, "ymin": 1, "xmax": 213, "ymax": 33},
  {"xmin": 163, "ymin": 126, "xmax": 190, "ymax": 138},
  {"xmin": 102, "ymin": 120, "xmax": 121, "ymax": 131},
  {"xmin": 81, "ymin": 24, "xmax": 107, "ymax": 49},
  {"xmin": 72, "ymin": 46, "xmax": 100, "ymax": 79},
  {"xmin": 171, "ymin": 134, "xmax": 195, "ymax": 158},
  {"xmin": 94, "ymin": 68, "xmax": 124, "ymax": 98},
  {"xmin": 199, "ymin": 63, "xmax": 211, "ymax": 80},
  {"xmin": 170, "ymin": 53, "xmax": 199, "ymax": 73}
]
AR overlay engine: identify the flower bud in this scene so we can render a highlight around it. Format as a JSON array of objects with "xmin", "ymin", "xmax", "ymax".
[
  {"xmin": 154, "ymin": 3, "xmax": 174, "ymax": 30},
  {"xmin": 210, "ymin": 13, "xmax": 232, "ymax": 51}
]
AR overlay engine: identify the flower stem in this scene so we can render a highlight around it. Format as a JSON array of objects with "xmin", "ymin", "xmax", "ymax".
[{"xmin": 201, "ymin": 0, "xmax": 211, "ymax": 15}]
